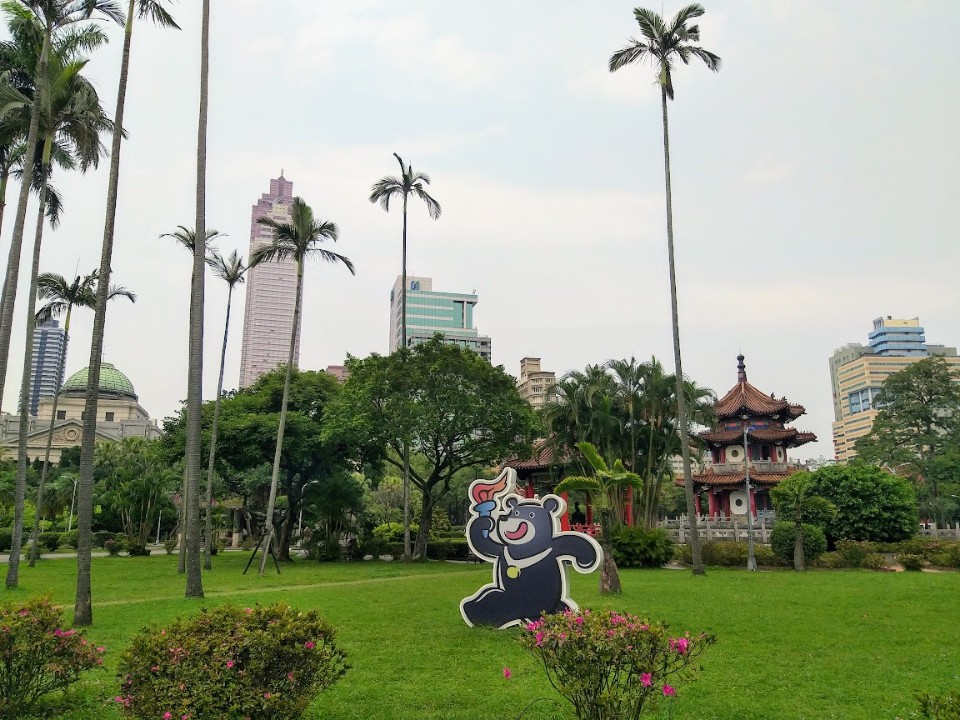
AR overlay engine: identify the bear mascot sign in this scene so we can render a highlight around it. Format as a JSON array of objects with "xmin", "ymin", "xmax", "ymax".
[{"xmin": 459, "ymin": 467, "xmax": 602, "ymax": 628}]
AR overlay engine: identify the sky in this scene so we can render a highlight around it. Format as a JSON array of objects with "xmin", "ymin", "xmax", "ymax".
[{"xmin": 1, "ymin": 0, "xmax": 958, "ymax": 461}]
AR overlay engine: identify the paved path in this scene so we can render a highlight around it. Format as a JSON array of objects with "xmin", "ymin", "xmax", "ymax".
[{"xmin": 0, "ymin": 550, "xmax": 111, "ymax": 563}]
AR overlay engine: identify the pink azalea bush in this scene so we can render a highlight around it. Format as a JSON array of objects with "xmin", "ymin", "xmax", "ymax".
[
  {"xmin": 116, "ymin": 603, "xmax": 348, "ymax": 720},
  {"xmin": 518, "ymin": 608, "xmax": 714, "ymax": 720},
  {"xmin": 0, "ymin": 597, "xmax": 104, "ymax": 718}
]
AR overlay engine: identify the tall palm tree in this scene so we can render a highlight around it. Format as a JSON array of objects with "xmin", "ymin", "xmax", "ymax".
[
  {"xmin": 609, "ymin": 4, "xmax": 720, "ymax": 575},
  {"xmin": 163, "ymin": 225, "xmax": 222, "ymax": 574},
  {"xmin": 770, "ymin": 473, "xmax": 836, "ymax": 572},
  {"xmin": 27, "ymin": 270, "xmax": 135, "ymax": 566},
  {"xmin": 202, "ymin": 249, "xmax": 245, "ymax": 570},
  {"xmin": 555, "ymin": 442, "xmax": 642, "ymax": 594},
  {"xmin": 369, "ymin": 153, "xmax": 440, "ymax": 562},
  {"xmin": 5, "ymin": 29, "xmax": 115, "ymax": 589},
  {"xmin": 75, "ymin": 0, "xmax": 177, "ymax": 627},
  {"xmin": 251, "ymin": 196, "xmax": 354, "ymax": 574}
]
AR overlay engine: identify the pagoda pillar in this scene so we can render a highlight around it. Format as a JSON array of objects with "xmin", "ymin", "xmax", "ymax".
[
  {"xmin": 525, "ymin": 478, "xmax": 535, "ymax": 499},
  {"xmin": 707, "ymin": 492, "xmax": 717, "ymax": 518},
  {"xmin": 722, "ymin": 492, "xmax": 731, "ymax": 519},
  {"xmin": 560, "ymin": 492, "xmax": 570, "ymax": 531},
  {"xmin": 695, "ymin": 494, "xmax": 702, "ymax": 517}
]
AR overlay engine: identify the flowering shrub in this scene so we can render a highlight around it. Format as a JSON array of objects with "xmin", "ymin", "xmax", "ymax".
[
  {"xmin": 0, "ymin": 597, "xmax": 105, "ymax": 718},
  {"xmin": 917, "ymin": 687, "xmax": 960, "ymax": 719},
  {"xmin": 117, "ymin": 602, "xmax": 348, "ymax": 720},
  {"xmin": 518, "ymin": 608, "xmax": 714, "ymax": 720}
]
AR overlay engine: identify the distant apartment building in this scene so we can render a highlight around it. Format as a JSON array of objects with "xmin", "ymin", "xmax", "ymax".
[
  {"xmin": 388, "ymin": 276, "xmax": 492, "ymax": 362},
  {"xmin": 325, "ymin": 364, "xmax": 349, "ymax": 383},
  {"xmin": 830, "ymin": 316, "xmax": 960, "ymax": 462},
  {"xmin": 27, "ymin": 319, "xmax": 66, "ymax": 416},
  {"xmin": 517, "ymin": 357, "xmax": 556, "ymax": 410},
  {"xmin": 239, "ymin": 174, "xmax": 300, "ymax": 387}
]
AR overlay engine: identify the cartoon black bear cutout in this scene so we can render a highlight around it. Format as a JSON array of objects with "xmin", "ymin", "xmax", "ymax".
[{"xmin": 460, "ymin": 468, "xmax": 602, "ymax": 629}]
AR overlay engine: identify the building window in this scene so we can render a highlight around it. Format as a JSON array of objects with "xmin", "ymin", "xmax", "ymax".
[
  {"xmin": 56, "ymin": 410, "xmax": 65, "ymax": 420},
  {"xmin": 105, "ymin": 412, "xmax": 115, "ymax": 421}
]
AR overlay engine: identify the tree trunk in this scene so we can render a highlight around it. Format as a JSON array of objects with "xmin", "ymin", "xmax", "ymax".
[
  {"xmin": 414, "ymin": 488, "xmax": 434, "ymax": 560},
  {"xmin": 177, "ymin": 467, "xmax": 187, "ymax": 573},
  {"xmin": 75, "ymin": 0, "xmax": 136, "ymax": 628},
  {"xmin": 401, "ymin": 193, "xmax": 412, "ymax": 563},
  {"xmin": 0, "ymin": 168, "xmax": 8, "ymax": 249},
  {"xmin": 0, "ymin": 29, "xmax": 48, "ymax": 414},
  {"xmin": 29, "ymin": 303, "xmax": 73, "ymax": 567},
  {"xmin": 660, "ymin": 85, "xmax": 704, "ymax": 576},
  {"xmin": 277, "ymin": 490, "xmax": 297, "ymax": 563},
  {"xmin": 203, "ymin": 284, "xmax": 233, "ymax": 569},
  {"xmin": 599, "ymin": 539, "xmax": 622, "ymax": 594},
  {"xmin": 184, "ymin": 0, "xmax": 211, "ymax": 599},
  {"xmin": 6, "ymin": 162, "xmax": 49, "ymax": 588},
  {"xmin": 258, "ymin": 257, "xmax": 301, "ymax": 574},
  {"xmin": 793, "ymin": 521, "xmax": 805, "ymax": 572}
]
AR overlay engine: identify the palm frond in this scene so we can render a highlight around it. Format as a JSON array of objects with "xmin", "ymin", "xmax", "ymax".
[
  {"xmin": 368, "ymin": 175, "xmax": 403, "ymax": 211},
  {"xmin": 576, "ymin": 441, "xmax": 608, "ymax": 473},
  {"xmin": 608, "ymin": 39, "xmax": 650, "ymax": 72},
  {"xmin": 688, "ymin": 46, "xmax": 721, "ymax": 72},
  {"xmin": 669, "ymin": 4, "xmax": 706, "ymax": 36},
  {"xmin": 306, "ymin": 246, "xmax": 356, "ymax": 275},
  {"xmin": 34, "ymin": 299, "xmax": 66, "ymax": 324},
  {"xmin": 634, "ymin": 7, "xmax": 666, "ymax": 43},
  {"xmin": 248, "ymin": 241, "xmax": 292, "ymax": 267},
  {"xmin": 36, "ymin": 272, "xmax": 71, "ymax": 301},
  {"xmin": 106, "ymin": 283, "xmax": 136, "ymax": 304},
  {"xmin": 412, "ymin": 183, "xmax": 441, "ymax": 219},
  {"xmin": 554, "ymin": 475, "xmax": 603, "ymax": 494},
  {"xmin": 136, "ymin": 0, "xmax": 179, "ymax": 29}
]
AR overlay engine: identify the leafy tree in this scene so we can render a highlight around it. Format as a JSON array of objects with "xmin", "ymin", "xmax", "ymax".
[
  {"xmin": 770, "ymin": 472, "xmax": 837, "ymax": 571},
  {"xmin": 201, "ymin": 249, "xmax": 246, "ymax": 569},
  {"xmin": 76, "ymin": 0, "xmax": 179, "ymax": 627},
  {"xmin": 27, "ymin": 270, "xmax": 134, "ymax": 566},
  {"xmin": 609, "ymin": 3, "xmax": 720, "ymax": 575},
  {"xmin": 854, "ymin": 356, "xmax": 960, "ymax": 524},
  {"xmin": 326, "ymin": 338, "xmax": 539, "ymax": 559},
  {"xmin": 250, "ymin": 197, "xmax": 354, "ymax": 573},
  {"xmin": 369, "ymin": 152, "xmax": 441, "ymax": 561},
  {"xmin": 555, "ymin": 442, "xmax": 642, "ymax": 594},
  {"xmin": 806, "ymin": 464, "xmax": 918, "ymax": 544}
]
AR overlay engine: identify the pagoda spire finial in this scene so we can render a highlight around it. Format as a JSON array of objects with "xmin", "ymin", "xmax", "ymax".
[{"xmin": 737, "ymin": 353, "xmax": 747, "ymax": 383}]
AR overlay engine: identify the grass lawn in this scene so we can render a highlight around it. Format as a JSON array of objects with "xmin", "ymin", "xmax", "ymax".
[{"xmin": 3, "ymin": 553, "xmax": 958, "ymax": 719}]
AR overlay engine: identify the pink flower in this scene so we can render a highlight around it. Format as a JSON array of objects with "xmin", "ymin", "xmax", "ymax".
[
  {"xmin": 151, "ymin": 665, "xmax": 159, "ymax": 673},
  {"xmin": 641, "ymin": 673, "xmax": 652, "ymax": 687},
  {"xmin": 264, "ymin": 692, "xmax": 272, "ymax": 699},
  {"xmin": 245, "ymin": 608, "xmax": 253, "ymax": 614},
  {"xmin": 163, "ymin": 713, "xmax": 173, "ymax": 720},
  {"xmin": 182, "ymin": 715, "xmax": 190, "ymax": 720},
  {"xmin": 535, "ymin": 631, "xmax": 544, "ymax": 646},
  {"xmin": 676, "ymin": 637, "xmax": 689, "ymax": 654},
  {"xmin": 503, "ymin": 667, "xmax": 512, "ymax": 679},
  {"xmin": 114, "ymin": 696, "xmax": 123, "ymax": 703},
  {"xmin": 304, "ymin": 641, "xmax": 315, "ymax": 650},
  {"xmin": 227, "ymin": 661, "xmax": 235, "ymax": 669},
  {"xmin": 663, "ymin": 684, "xmax": 676, "ymax": 697},
  {"xmin": 97, "ymin": 646, "xmax": 105, "ymax": 653}
]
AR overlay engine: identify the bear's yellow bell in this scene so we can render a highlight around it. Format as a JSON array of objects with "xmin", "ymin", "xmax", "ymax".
[{"xmin": 506, "ymin": 566, "xmax": 520, "ymax": 579}]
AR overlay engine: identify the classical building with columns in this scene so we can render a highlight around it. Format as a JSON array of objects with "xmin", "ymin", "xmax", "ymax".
[
  {"xmin": 687, "ymin": 355, "xmax": 815, "ymax": 518},
  {"xmin": 0, "ymin": 363, "xmax": 160, "ymax": 463}
]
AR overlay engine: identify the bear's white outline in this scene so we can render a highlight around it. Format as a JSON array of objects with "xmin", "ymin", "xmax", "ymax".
[{"xmin": 459, "ymin": 467, "xmax": 603, "ymax": 629}]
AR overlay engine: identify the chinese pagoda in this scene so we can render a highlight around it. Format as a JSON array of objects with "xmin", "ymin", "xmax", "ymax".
[{"xmin": 691, "ymin": 355, "xmax": 816, "ymax": 518}]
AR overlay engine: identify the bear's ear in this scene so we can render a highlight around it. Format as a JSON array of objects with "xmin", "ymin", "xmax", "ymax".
[
  {"xmin": 543, "ymin": 497, "xmax": 561, "ymax": 515},
  {"xmin": 505, "ymin": 496, "xmax": 519, "ymax": 510}
]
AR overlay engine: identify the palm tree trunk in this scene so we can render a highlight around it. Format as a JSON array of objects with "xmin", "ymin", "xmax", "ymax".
[
  {"xmin": 203, "ymin": 284, "xmax": 233, "ymax": 569},
  {"xmin": 0, "ymin": 168, "xmax": 8, "ymax": 244},
  {"xmin": 75, "ymin": 0, "xmax": 137, "ymax": 627},
  {"xmin": 258, "ymin": 258, "xmax": 301, "ymax": 574},
  {"xmin": 6, "ymin": 154, "xmax": 49, "ymax": 588},
  {"xmin": 660, "ymin": 85, "xmax": 704, "ymax": 576},
  {"xmin": 29, "ymin": 303, "xmax": 73, "ymax": 567},
  {"xmin": 598, "ymin": 510, "xmax": 622, "ymax": 594},
  {"xmin": 0, "ymin": 29, "xmax": 49, "ymax": 416},
  {"xmin": 401, "ymin": 193, "xmax": 412, "ymax": 562},
  {"xmin": 177, "ymin": 467, "xmax": 187, "ymax": 573},
  {"xmin": 184, "ymin": 0, "xmax": 211, "ymax": 599}
]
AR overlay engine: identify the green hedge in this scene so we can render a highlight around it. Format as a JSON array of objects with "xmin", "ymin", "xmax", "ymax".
[
  {"xmin": 426, "ymin": 538, "xmax": 470, "ymax": 560},
  {"xmin": 0, "ymin": 528, "xmax": 11, "ymax": 553},
  {"xmin": 770, "ymin": 522, "xmax": 827, "ymax": 565},
  {"xmin": 673, "ymin": 542, "xmax": 787, "ymax": 568},
  {"xmin": 610, "ymin": 527, "xmax": 674, "ymax": 568}
]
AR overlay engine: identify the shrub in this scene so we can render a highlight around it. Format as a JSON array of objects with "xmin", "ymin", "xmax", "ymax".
[
  {"xmin": 519, "ymin": 609, "xmax": 715, "ymax": 719},
  {"xmin": 917, "ymin": 688, "xmax": 960, "ymax": 719},
  {"xmin": 813, "ymin": 551, "xmax": 847, "ymax": 569},
  {"xmin": 59, "ymin": 530, "xmax": 80, "ymax": 550},
  {"xmin": 861, "ymin": 552, "xmax": 887, "ymax": 570},
  {"xmin": 770, "ymin": 523, "xmax": 827, "ymax": 565},
  {"xmin": 162, "ymin": 538, "xmax": 177, "ymax": 555},
  {"xmin": 0, "ymin": 529, "xmax": 10, "ymax": 553},
  {"xmin": 835, "ymin": 540, "xmax": 878, "ymax": 567},
  {"xmin": 900, "ymin": 554, "xmax": 926, "ymax": 571},
  {"xmin": 126, "ymin": 543, "xmax": 151, "ymax": 557},
  {"xmin": 0, "ymin": 597, "xmax": 104, "ymax": 718},
  {"xmin": 93, "ymin": 531, "xmax": 114, "ymax": 549},
  {"xmin": 241, "ymin": 536, "xmax": 256, "ymax": 551},
  {"xmin": 104, "ymin": 539, "xmax": 121, "ymax": 557},
  {"xmin": 372, "ymin": 522, "xmax": 419, "ymax": 544},
  {"xmin": 38, "ymin": 531, "xmax": 62, "ymax": 552},
  {"xmin": 927, "ymin": 552, "xmax": 960, "ymax": 569},
  {"xmin": 427, "ymin": 538, "xmax": 469, "ymax": 561},
  {"xmin": 117, "ymin": 602, "xmax": 348, "ymax": 720},
  {"xmin": 611, "ymin": 527, "xmax": 674, "ymax": 568}
]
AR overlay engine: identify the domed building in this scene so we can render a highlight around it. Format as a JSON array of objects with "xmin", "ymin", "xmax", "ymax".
[{"xmin": 0, "ymin": 363, "xmax": 160, "ymax": 462}]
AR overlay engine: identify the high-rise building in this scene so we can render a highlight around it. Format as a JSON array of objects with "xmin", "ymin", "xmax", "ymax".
[
  {"xmin": 517, "ymin": 357, "xmax": 555, "ymax": 410},
  {"xmin": 388, "ymin": 276, "xmax": 492, "ymax": 362},
  {"xmin": 830, "ymin": 317, "xmax": 960, "ymax": 462},
  {"xmin": 239, "ymin": 174, "xmax": 299, "ymax": 387},
  {"xmin": 27, "ymin": 319, "xmax": 66, "ymax": 416}
]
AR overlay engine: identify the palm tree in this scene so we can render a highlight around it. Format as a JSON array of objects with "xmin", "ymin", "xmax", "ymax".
[
  {"xmin": 27, "ymin": 270, "xmax": 135, "ymax": 566},
  {"xmin": 75, "ymin": 0, "xmax": 177, "ymax": 627},
  {"xmin": 609, "ymin": 4, "xmax": 720, "ymax": 576},
  {"xmin": 770, "ymin": 473, "xmax": 836, "ymax": 571},
  {"xmin": 251, "ymin": 196, "xmax": 354, "ymax": 574},
  {"xmin": 555, "ymin": 442, "xmax": 642, "ymax": 594},
  {"xmin": 5, "ymin": 28, "xmax": 116, "ymax": 590},
  {"xmin": 202, "ymin": 249, "xmax": 245, "ymax": 570},
  {"xmin": 163, "ymin": 225, "xmax": 222, "ymax": 575},
  {"xmin": 369, "ymin": 153, "xmax": 440, "ymax": 562}
]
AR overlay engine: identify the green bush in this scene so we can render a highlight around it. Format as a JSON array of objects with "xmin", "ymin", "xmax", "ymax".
[
  {"xmin": 611, "ymin": 527, "xmax": 674, "ymax": 568},
  {"xmin": 670, "ymin": 542, "xmax": 786, "ymax": 568},
  {"xmin": 126, "ymin": 543, "xmax": 150, "ymax": 557},
  {"xmin": 900, "ymin": 554, "xmax": 926, "ymax": 571},
  {"xmin": 372, "ymin": 522, "xmax": 419, "ymax": 544},
  {"xmin": 917, "ymin": 688, "xmax": 960, "ymax": 719},
  {"xmin": 519, "ymin": 608, "xmax": 715, "ymax": 719},
  {"xmin": 162, "ymin": 538, "xmax": 177, "ymax": 555},
  {"xmin": 59, "ymin": 530, "xmax": 80, "ymax": 550},
  {"xmin": 0, "ymin": 528, "xmax": 10, "ymax": 553},
  {"xmin": 0, "ymin": 597, "xmax": 104, "ymax": 718},
  {"xmin": 38, "ymin": 531, "xmax": 62, "ymax": 553},
  {"xmin": 813, "ymin": 551, "xmax": 847, "ymax": 569},
  {"xmin": 93, "ymin": 531, "xmax": 114, "ymax": 549},
  {"xmin": 861, "ymin": 552, "xmax": 887, "ymax": 570},
  {"xmin": 835, "ymin": 540, "xmax": 879, "ymax": 567},
  {"xmin": 104, "ymin": 539, "xmax": 122, "ymax": 557},
  {"xmin": 770, "ymin": 522, "xmax": 827, "ymax": 565},
  {"xmin": 117, "ymin": 603, "xmax": 348, "ymax": 720},
  {"xmin": 927, "ymin": 552, "xmax": 960, "ymax": 569},
  {"xmin": 427, "ymin": 538, "xmax": 469, "ymax": 560}
]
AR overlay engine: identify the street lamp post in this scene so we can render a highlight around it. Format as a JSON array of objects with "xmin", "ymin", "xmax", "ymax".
[{"xmin": 743, "ymin": 421, "xmax": 757, "ymax": 572}]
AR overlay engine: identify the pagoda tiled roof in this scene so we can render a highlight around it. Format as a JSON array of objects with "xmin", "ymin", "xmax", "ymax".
[
  {"xmin": 683, "ymin": 471, "xmax": 798, "ymax": 488},
  {"xmin": 714, "ymin": 355, "xmax": 805, "ymax": 420},
  {"xmin": 503, "ymin": 438, "xmax": 568, "ymax": 471},
  {"xmin": 699, "ymin": 428, "xmax": 817, "ymax": 447}
]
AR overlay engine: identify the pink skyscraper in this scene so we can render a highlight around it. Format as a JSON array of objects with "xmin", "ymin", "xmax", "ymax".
[{"xmin": 238, "ymin": 174, "xmax": 300, "ymax": 387}]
